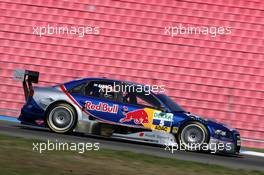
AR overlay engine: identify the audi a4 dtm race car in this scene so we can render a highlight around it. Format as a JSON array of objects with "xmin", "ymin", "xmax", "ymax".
[{"xmin": 15, "ymin": 70, "xmax": 241, "ymax": 154}]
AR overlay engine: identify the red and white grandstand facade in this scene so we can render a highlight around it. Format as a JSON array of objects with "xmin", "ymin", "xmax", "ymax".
[{"xmin": 0, "ymin": 0, "xmax": 263, "ymax": 148}]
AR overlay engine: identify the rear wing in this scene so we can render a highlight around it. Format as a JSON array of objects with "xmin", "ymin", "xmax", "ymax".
[{"xmin": 13, "ymin": 69, "xmax": 39, "ymax": 101}]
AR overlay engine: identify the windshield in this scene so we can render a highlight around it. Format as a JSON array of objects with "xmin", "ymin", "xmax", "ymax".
[{"xmin": 156, "ymin": 94, "xmax": 186, "ymax": 112}]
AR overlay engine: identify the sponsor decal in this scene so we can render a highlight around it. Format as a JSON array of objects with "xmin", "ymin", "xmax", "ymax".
[
  {"xmin": 151, "ymin": 111, "xmax": 173, "ymax": 132},
  {"xmin": 156, "ymin": 135, "xmax": 170, "ymax": 140},
  {"xmin": 35, "ymin": 119, "xmax": 44, "ymax": 125},
  {"xmin": 139, "ymin": 132, "xmax": 144, "ymax": 137},
  {"xmin": 154, "ymin": 125, "xmax": 170, "ymax": 132},
  {"xmin": 145, "ymin": 133, "xmax": 156, "ymax": 138},
  {"xmin": 172, "ymin": 127, "xmax": 178, "ymax": 133},
  {"xmin": 153, "ymin": 111, "xmax": 173, "ymax": 121},
  {"xmin": 120, "ymin": 108, "xmax": 149, "ymax": 125},
  {"xmin": 145, "ymin": 133, "xmax": 170, "ymax": 140},
  {"xmin": 85, "ymin": 101, "xmax": 118, "ymax": 114}
]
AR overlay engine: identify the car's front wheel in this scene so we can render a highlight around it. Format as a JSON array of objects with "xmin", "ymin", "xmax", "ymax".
[
  {"xmin": 46, "ymin": 103, "xmax": 77, "ymax": 133},
  {"xmin": 178, "ymin": 121, "xmax": 209, "ymax": 151}
]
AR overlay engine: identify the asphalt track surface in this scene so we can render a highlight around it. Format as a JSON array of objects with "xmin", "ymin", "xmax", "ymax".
[{"xmin": 0, "ymin": 120, "xmax": 264, "ymax": 171}]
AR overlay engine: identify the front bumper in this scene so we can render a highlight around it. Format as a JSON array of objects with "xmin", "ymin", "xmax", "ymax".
[{"xmin": 208, "ymin": 135, "xmax": 241, "ymax": 154}]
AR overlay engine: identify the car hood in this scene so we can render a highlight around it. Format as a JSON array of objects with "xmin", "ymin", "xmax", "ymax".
[{"xmin": 174, "ymin": 111, "xmax": 237, "ymax": 132}]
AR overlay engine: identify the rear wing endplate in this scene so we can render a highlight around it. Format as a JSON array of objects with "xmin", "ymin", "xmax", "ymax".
[{"xmin": 13, "ymin": 69, "xmax": 39, "ymax": 101}]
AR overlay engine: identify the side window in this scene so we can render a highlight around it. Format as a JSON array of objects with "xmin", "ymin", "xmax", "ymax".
[
  {"xmin": 136, "ymin": 95, "xmax": 153, "ymax": 107},
  {"xmin": 122, "ymin": 85, "xmax": 161, "ymax": 109},
  {"xmin": 135, "ymin": 92, "xmax": 161, "ymax": 109},
  {"xmin": 69, "ymin": 83, "xmax": 85, "ymax": 95},
  {"xmin": 84, "ymin": 81, "xmax": 120, "ymax": 102}
]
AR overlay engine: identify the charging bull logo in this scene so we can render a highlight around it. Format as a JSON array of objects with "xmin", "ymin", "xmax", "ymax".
[{"xmin": 120, "ymin": 107, "xmax": 149, "ymax": 125}]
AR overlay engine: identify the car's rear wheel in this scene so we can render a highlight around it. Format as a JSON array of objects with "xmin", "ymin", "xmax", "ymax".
[
  {"xmin": 178, "ymin": 121, "xmax": 209, "ymax": 151},
  {"xmin": 46, "ymin": 103, "xmax": 77, "ymax": 133}
]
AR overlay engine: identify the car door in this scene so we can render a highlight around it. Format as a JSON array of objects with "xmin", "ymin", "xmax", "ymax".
[
  {"xmin": 117, "ymin": 83, "xmax": 173, "ymax": 132},
  {"xmin": 70, "ymin": 80, "xmax": 123, "ymax": 123},
  {"xmin": 70, "ymin": 80, "xmax": 173, "ymax": 132}
]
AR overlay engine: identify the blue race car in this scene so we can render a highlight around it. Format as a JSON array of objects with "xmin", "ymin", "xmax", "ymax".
[{"xmin": 16, "ymin": 70, "xmax": 241, "ymax": 154}]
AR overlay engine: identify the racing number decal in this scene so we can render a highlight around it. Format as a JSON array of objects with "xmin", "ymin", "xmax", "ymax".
[
  {"xmin": 159, "ymin": 120, "xmax": 164, "ymax": 126},
  {"xmin": 151, "ymin": 111, "xmax": 173, "ymax": 132}
]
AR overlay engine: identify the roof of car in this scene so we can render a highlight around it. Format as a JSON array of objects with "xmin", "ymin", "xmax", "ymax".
[{"xmin": 63, "ymin": 77, "xmax": 142, "ymax": 90}]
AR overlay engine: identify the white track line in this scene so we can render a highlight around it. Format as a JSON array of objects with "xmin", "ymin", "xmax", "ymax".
[
  {"xmin": 240, "ymin": 150, "xmax": 264, "ymax": 157},
  {"xmin": 242, "ymin": 138, "xmax": 264, "ymax": 143}
]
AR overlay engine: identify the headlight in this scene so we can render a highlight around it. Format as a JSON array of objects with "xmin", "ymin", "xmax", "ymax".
[{"xmin": 214, "ymin": 129, "xmax": 227, "ymax": 137}]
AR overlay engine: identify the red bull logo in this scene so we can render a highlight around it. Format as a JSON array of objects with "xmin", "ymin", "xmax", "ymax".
[
  {"xmin": 85, "ymin": 101, "xmax": 118, "ymax": 114},
  {"xmin": 120, "ymin": 108, "xmax": 149, "ymax": 125}
]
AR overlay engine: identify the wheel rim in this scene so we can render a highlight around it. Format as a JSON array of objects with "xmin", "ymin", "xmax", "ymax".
[
  {"xmin": 180, "ymin": 124, "xmax": 206, "ymax": 149},
  {"xmin": 48, "ymin": 106, "xmax": 74, "ymax": 131}
]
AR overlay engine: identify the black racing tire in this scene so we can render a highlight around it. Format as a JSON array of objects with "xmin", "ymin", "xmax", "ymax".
[
  {"xmin": 46, "ymin": 103, "xmax": 77, "ymax": 134},
  {"xmin": 178, "ymin": 121, "xmax": 209, "ymax": 151}
]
